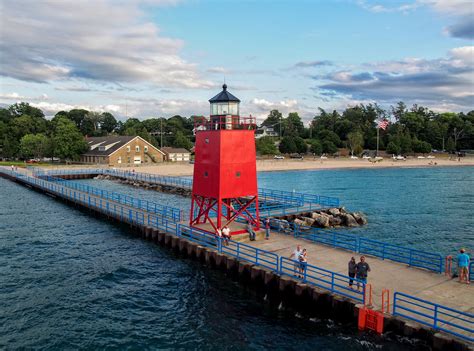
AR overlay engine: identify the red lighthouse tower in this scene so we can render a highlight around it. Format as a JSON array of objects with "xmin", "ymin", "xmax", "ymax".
[{"xmin": 190, "ymin": 84, "xmax": 260, "ymax": 235}]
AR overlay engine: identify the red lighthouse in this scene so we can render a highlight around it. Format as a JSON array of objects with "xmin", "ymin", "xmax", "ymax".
[{"xmin": 190, "ymin": 84, "xmax": 260, "ymax": 235}]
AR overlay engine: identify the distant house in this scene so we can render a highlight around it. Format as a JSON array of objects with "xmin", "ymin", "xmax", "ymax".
[
  {"xmin": 81, "ymin": 136, "xmax": 165, "ymax": 166},
  {"xmin": 161, "ymin": 147, "xmax": 191, "ymax": 162},
  {"xmin": 255, "ymin": 126, "xmax": 278, "ymax": 139}
]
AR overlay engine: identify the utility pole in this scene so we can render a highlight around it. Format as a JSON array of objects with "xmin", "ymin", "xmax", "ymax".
[{"xmin": 160, "ymin": 118, "xmax": 163, "ymax": 148}]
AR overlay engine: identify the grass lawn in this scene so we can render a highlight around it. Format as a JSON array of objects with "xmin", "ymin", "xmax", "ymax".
[{"xmin": 0, "ymin": 161, "xmax": 57, "ymax": 167}]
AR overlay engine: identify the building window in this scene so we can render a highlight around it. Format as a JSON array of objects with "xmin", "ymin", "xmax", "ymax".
[
  {"xmin": 136, "ymin": 145, "xmax": 140, "ymax": 152},
  {"xmin": 118, "ymin": 156, "xmax": 122, "ymax": 164},
  {"xmin": 236, "ymin": 171, "xmax": 241, "ymax": 178},
  {"xmin": 205, "ymin": 138, "xmax": 209, "ymax": 144},
  {"xmin": 127, "ymin": 157, "xmax": 131, "ymax": 163},
  {"xmin": 127, "ymin": 145, "xmax": 130, "ymax": 152},
  {"xmin": 144, "ymin": 146, "xmax": 148, "ymax": 152},
  {"xmin": 204, "ymin": 171, "xmax": 208, "ymax": 177}
]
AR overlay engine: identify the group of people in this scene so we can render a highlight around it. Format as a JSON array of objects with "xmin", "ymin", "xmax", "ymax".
[
  {"xmin": 216, "ymin": 225, "xmax": 232, "ymax": 245},
  {"xmin": 348, "ymin": 256, "xmax": 371, "ymax": 290},
  {"xmin": 290, "ymin": 245, "xmax": 308, "ymax": 278}
]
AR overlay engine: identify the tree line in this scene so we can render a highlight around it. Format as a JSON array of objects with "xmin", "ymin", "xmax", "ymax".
[
  {"xmin": 1, "ymin": 101, "xmax": 472, "ymax": 161},
  {"xmin": 0, "ymin": 103, "xmax": 194, "ymax": 161},
  {"xmin": 256, "ymin": 103, "xmax": 474, "ymax": 156}
]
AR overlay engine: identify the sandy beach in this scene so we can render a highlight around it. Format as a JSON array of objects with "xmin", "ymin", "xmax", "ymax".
[{"xmin": 118, "ymin": 156, "xmax": 474, "ymax": 177}]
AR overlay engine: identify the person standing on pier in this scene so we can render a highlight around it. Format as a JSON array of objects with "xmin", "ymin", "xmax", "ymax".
[
  {"xmin": 264, "ymin": 218, "xmax": 270, "ymax": 240},
  {"xmin": 348, "ymin": 257, "xmax": 357, "ymax": 288},
  {"xmin": 457, "ymin": 248, "xmax": 470, "ymax": 284},
  {"xmin": 290, "ymin": 245, "xmax": 303, "ymax": 276},
  {"xmin": 356, "ymin": 256, "xmax": 371, "ymax": 291},
  {"xmin": 246, "ymin": 221, "xmax": 256, "ymax": 241}
]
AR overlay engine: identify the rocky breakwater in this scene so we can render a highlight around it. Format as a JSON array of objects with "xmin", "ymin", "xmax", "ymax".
[
  {"xmin": 277, "ymin": 207, "xmax": 367, "ymax": 229},
  {"xmin": 94, "ymin": 174, "xmax": 192, "ymax": 197}
]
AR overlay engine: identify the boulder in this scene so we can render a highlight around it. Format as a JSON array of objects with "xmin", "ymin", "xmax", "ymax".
[
  {"xmin": 327, "ymin": 208, "xmax": 340, "ymax": 216},
  {"xmin": 352, "ymin": 212, "xmax": 368, "ymax": 225},
  {"xmin": 293, "ymin": 218, "xmax": 306, "ymax": 226},
  {"xmin": 342, "ymin": 213, "xmax": 358, "ymax": 227},
  {"xmin": 339, "ymin": 207, "xmax": 347, "ymax": 214},
  {"xmin": 302, "ymin": 217, "xmax": 315, "ymax": 227},
  {"xmin": 312, "ymin": 213, "xmax": 330, "ymax": 228},
  {"xmin": 329, "ymin": 216, "xmax": 342, "ymax": 226}
]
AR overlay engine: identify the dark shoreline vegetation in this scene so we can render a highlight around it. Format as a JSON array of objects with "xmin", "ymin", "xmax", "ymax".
[{"xmin": 1, "ymin": 101, "xmax": 473, "ymax": 162}]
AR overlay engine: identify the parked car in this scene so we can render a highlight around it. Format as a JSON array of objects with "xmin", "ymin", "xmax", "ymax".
[
  {"xmin": 427, "ymin": 155, "xmax": 435, "ymax": 159},
  {"xmin": 289, "ymin": 154, "xmax": 304, "ymax": 159},
  {"xmin": 350, "ymin": 155, "xmax": 358, "ymax": 159},
  {"xmin": 362, "ymin": 155, "xmax": 371, "ymax": 159},
  {"xmin": 273, "ymin": 155, "xmax": 285, "ymax": 159}
]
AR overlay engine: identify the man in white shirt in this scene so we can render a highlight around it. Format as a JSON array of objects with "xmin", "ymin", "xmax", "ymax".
[{"xmin": 290, "ymin": 245, "xmax": 303, "ymax": 276}]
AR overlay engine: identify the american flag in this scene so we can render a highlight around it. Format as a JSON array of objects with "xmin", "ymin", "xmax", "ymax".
[{"xmin": 378, "ymin": 119, "xmax": 389, "ymax": 130}]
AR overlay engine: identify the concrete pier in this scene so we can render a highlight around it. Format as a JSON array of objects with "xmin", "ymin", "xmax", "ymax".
[{"xmin": 1, "ymin": 169, "xmax": 472, "ymax": 349}]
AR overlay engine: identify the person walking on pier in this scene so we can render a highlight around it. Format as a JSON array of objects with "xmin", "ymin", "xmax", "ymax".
[
  {"xmin": 222, "ymin": 225, "xmax": 231, "ymax": 246},
  {"xmin": 348, "ymin": 257, "xmax": 357, "ymax": 288},
  {"xmin": 457, "ymin": 248, "xmax": 470, "ymax": 284},
  {"xmin": 264, "ymin": 218, "xmax": 270, "ymax": 240},
  {"xmin": 356, "ymin": 256, "xmax": 371, "ymax": 291}
]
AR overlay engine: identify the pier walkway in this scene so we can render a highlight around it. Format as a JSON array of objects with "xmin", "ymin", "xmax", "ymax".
[{"xmin": 2, "ymin": 167, "xmax": 472, "ymax": 344}]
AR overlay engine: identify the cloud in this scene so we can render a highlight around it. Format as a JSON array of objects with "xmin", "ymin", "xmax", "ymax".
[
  {"xmin": 0, "ymin": 0, "xmax": 212, "ymax": 89},
  {"xmin": 293, "ymin": 61, "xmax": 333, "ymax": 68},
  {"xmin": 315, "ymin": 46, "xmax": 474, "ymax": 111},
  {"xmin": 445, "ymin": 17, "xmax": 474, "ymax": 39}
]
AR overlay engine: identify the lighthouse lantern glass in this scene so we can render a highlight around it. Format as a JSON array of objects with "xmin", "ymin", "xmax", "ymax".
[{"xmin": 211, "ymin": 102, "xmax": 239, "ymax": 116}]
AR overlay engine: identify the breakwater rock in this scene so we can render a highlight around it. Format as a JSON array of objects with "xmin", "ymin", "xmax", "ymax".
[
  {"xmin": 94, "ymin": 174, "xmax": 192, "ymax": 197},
  {"xmin": 275, "ymin": 207, "xmax": 367, "ymax": 229}
]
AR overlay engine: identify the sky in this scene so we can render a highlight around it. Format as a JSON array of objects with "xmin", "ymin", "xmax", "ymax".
[{"xmin": 0, "ymin": 0, "xmax": 473, "ymax": 122}]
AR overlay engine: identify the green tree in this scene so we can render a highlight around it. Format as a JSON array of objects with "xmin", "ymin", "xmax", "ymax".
[
  {"xmin": 309, "ymin": 139, "xmax": 322, "ymax": 155},
  {"xmin": 256, "ymin": 136, "xmax": 278, "ymax": 155},
  {"xmin": 322, "ymin": 140, "xmax": 338, "ymax": 154},
  {"xmin": 52, "ymin": 117, "xmax": 88, "ymax": 160},
  {"xmin": 278, "ymin": 136, "xmax": 297, "ymax": 154},
  {"xmin": 172, "ymin": 130, "xmax": 193, "ymax": 150},
  {"xmin": 67, "ymin": 109, "xmax": 89, "ymax": 130},
  {"xmin": 8, "ymin": 102, "xmax": 44, "ymax": 119},
  {"xmin": 100, "ymin": 112, "xmax": 117, "ymax": 133},
  {"xmin": 347, "ymin": 131, "xmax": 364, "ymax": 156},
  {"xmin": 294, "ymin": 136, "xmax": 307, "ymax": 154},
  {"xmin": 262, "ymin": 110, "xmax": 283, "ymax": 136},
  {"xmin": 19, "ymin": 133, "xmax": 50, "ymax": 159},
  {"xmin": 285, "ymin": 112, "xmax": 304, "ymax": 137},
  {"xmin": 386, "ymin": 141, "xmax": 401, "ymax": 155}
]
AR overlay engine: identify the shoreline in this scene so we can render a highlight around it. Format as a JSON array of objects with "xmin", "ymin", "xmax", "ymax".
[
  {"xmin": 32, "ymin": 157, "xmax": 474, "ymax": 177},
  {"xmin": 125, "ymin": 157, "xmax": 474, "ymax": 177}
]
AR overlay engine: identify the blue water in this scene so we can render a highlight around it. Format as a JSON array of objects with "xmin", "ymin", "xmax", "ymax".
[
  {"xmin": 80, "ymin": 166, "xmax": 473, "ymax": 256},
  {"xmin": 2, "ymin": 166, "xmax": 472, "ymax": 349},
  {"xmin": 258, "ymin": 167, "xmax": 474, "ymax": 255}
]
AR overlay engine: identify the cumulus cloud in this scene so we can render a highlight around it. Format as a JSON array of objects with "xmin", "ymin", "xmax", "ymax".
[
  {"xmin": 0, "ymin": 0, "xmax": 212, "ymax": 88},
  {"xmin": 315, "ymin": 46, "xmax": 474, "ymax": 111},
  {"xmin": 358, "ymin": 1, "xmax": 474, "ymax": 40}
]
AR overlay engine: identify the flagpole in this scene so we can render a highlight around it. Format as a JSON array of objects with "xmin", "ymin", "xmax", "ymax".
[{"xmin": 376, "ymin": 124, "xmax": 379, "ymax": 157}]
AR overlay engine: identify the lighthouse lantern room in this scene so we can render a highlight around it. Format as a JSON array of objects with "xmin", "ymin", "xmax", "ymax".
[{"xmin": 190, "ymin": 84, "xmax": 260, "ymax": 235}]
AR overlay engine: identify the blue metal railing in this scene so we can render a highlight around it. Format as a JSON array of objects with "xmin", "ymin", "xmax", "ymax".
[
  {"xmin": 279, "ymin": 257, "xmax": 365, "ymax": 303},
  {"xmin": 45, "ymin": 175, "xmax": 183, "ymax": 222},
  {"xmin": 33, "ymin": 168, "xmax": 340, "ymax": 209},
  {"xmin": 273, "ymin": 222, "xmax": 444, "ymax": 274},
  {"xmin": 2, "ymin": 167, "xmax": 472, "ymax": 342},
  {"xmin": 222, "ymin": 240, "xmax": 279, "ymax": 272},
  {"xmin": 393, "ymin": 292, "xmax": 474, "ymax": 342},
  {"xmin": 470, "ymin": 261, "xmax": 474, "ymax": 282}
]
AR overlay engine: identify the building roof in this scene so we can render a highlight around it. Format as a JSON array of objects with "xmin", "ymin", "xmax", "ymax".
[
  {"xmin": 209, "ymin": 84, "xmax": 240, "ymax": 103},
  {"xmin": 161, "ymin": 147, "xmax": 191, "ymax": 154},
  {"xmin": 83, "ymin": 135, "xmax": 165, "ymax": 157}
]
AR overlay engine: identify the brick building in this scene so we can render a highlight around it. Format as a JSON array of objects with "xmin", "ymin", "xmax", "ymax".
[
  {"xmin": 161, "ymin": 147, "xmax": 191, "ymax": 162},
  {"xmin": 81, "ymin": 136, "xmax": 165, "ymax": 166}
]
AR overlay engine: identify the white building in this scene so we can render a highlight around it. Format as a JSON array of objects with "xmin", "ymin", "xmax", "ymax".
[{"xmin": 161, "ymin": 147, "xmax": 191, "ymax": 162}]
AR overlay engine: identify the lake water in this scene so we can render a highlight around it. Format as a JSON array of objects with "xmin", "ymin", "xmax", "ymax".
[{"xmin": 1, "ymin": 166, "xmax": 472, "ymax": 349}]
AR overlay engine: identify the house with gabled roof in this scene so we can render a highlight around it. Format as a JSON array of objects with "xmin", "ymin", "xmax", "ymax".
[{"xmin": 81, "ymin": 136, "xmax": 165, "ymax": 166}]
